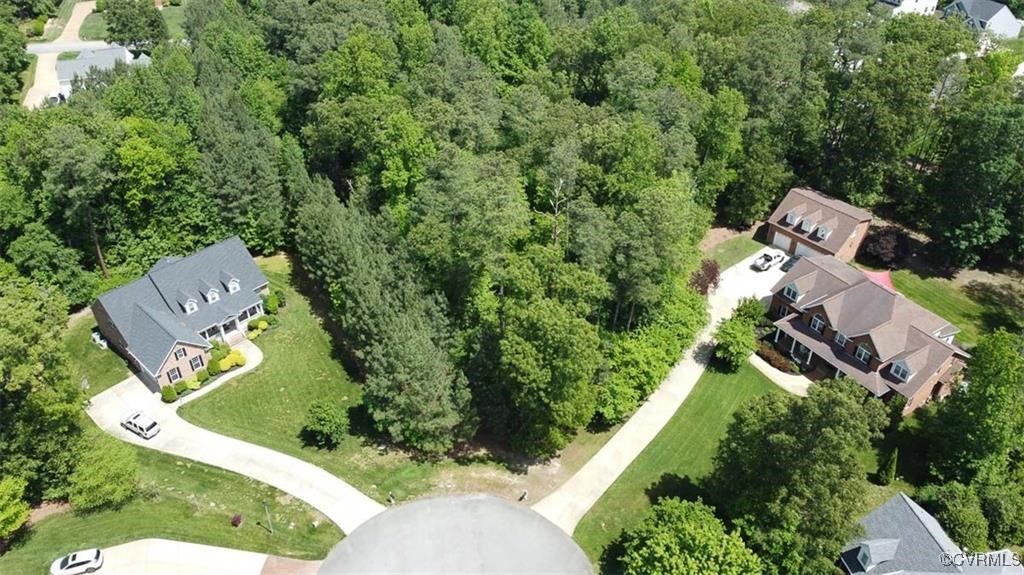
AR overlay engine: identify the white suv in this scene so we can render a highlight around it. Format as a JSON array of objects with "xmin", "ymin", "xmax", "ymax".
[{"xmin": 121, "ymin": 412, "xmax": 161, "ymax": 439}]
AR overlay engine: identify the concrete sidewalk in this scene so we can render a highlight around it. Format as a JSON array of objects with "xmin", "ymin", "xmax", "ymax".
[
  {"xmin": 99, "ymin": 538, "xmax": 320, "ymax": 575},
  {"xmin": 532, "ymin": 248, "xmax": 786, "ymax": 534},
  {"xmin": 87, "ymin": 340, "xmax": 385, "ymax": 535},
  {"xmin": 748, "ymin": 353, "xmax": 811, "ymax": 397}
]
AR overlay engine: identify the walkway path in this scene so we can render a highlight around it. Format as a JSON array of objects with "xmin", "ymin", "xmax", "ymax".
[
  {"xmin": 23, "ymin": 1, "xmax": 106, "ymax": 108},
  {"xmin": 98, "ymin": 538, "xmax": 320, "ymax": 575},
  {"xmin": 87, "ymin": 340, "xmax": 385, "ymax": 535},
  {"xmin": 532, "ymin": 248, "xmax": 786, "ymax": 534},
  {"xmin": 748, "ymin": 354, "xmax": 811, "ymax": 397}
]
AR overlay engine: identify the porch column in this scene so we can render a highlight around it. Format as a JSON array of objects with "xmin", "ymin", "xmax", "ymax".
[
  {"xmin": 789, "ymin": 337, "xmax": 797, "ymax": 355},
  {"xmin": 806, "ymin": 350, "xmax": 815, "ymax": 365},
  {"xmin": 774, "ymin": 328, "xmax": 781, "ymax": 343},
  {"xmin": 218, "ymin": 323, "xmax": 225, "ymax": 340}
]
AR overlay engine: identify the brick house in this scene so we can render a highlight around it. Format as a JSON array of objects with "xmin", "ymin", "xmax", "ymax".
[
  {"xmin": 767, "ymin": 188, "xmax": 873, "ymax": 262},
  {"xmin": 93, "ymin": 237, "xmax": 269, "ymax": 389},
  {"xmin": 768, "ymin": 256, "xmax": 968, "ymax": 414}
]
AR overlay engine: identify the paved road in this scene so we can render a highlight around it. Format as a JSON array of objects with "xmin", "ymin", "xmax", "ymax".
[
  {"xmin": 28, "ymin": 40, "xmax": 110, "ymax": 53},
  {"xmin": 532, "ymin": 247, "xmax": 787, "ymax": 534},
  {"xmin": 99, "ymin": 538, "xmax": 320, "ymax": 575},
  {"xmin": 23, "ymin": 1, "xmax": 111, "ymax": 108},
  {"xmin": 87, "ymin": 340, "xmax": 385, "ymax": 535}
]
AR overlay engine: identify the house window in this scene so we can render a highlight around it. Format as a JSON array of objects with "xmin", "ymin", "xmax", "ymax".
[
  {"xmin": 174, "ymin": 348, "xmax": 186, "ymax": 360},
  {"xmin": 834, "ymin": 332, "xmax": 848, "ymax": 347},
  {"xmin": 167, "ymin": 367, "xmax": 182, "ymax": 383},
  {"xmin": 207, "ymin": 289, "xmax": 220, "ymax": 303},
  {"xmin": 783, "ymin": 284, "xmax": 799, "ymax": 301},
  {"xmin": 892, "ymin": 362, "xmax": 910, "ymax": 381},
  {"xmin": 800, "ymin": 219, "xmax": 814, "ymax": 232},
  {"xmin": 228, "ymin": 279, "xmax": 240, "ymax": 294},
  {"xmin": 816, "ymin": 226, "xmax": 831, "ymax": 240},
  {"xmin": 189, "ymin": 355, "xmax": 204, "ymax": 372},
  {"xmin": 185, "ymin": 300, "xmax": 198, "ymax": 314},
  {"xmin": 785, "ymin": 211, "xmax": 798, "ymax": 225},
  {"xmin": 810, "ymin": 314, "xmax": 826, "ymax": 333},
  {"xmin": 777, "ymin": 305, "xmax": 789, "ymax": 318},
  {"xmin": 239, "ymin": 309, "xmax": 250, "ymax": 321},
  {"xmin": 855, "ymin": 344, "xmax": 872, "ymax": 364}
]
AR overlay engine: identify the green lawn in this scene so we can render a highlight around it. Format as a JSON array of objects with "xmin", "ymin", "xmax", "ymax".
[
  {"xmin": 573, "ymin": 361, "xmax": 781, "ymax": 569},
  {"xmin": 63, "ymin": 314, "xmax": 131, "ymax": 397},
  {"xmin": 19, "ymin": 54, "xmax": 37, "ymax": 103},
  {"xmin": 0, "ymin": 446, "xmax": 341, "ymax": 574},
  {"xmin": 162, "ymin": 0, "xmax": 190, "ymax": 39},
  {"xmin": 180, "ymin": 256, "xmax": 615, "ymax": 504},
  {"xmin": 57, "ymin": 51, "xmax": 80, "ymax": 60},
  {"xmin": 706, "ymin": 236, "xmax": 763, "ymax": 269},
  {"xmin": 78, "ymin": 12, "xmax": 106, "ymax": 41}
]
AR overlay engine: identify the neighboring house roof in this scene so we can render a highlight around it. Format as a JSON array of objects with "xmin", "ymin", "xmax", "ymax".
[
  {"xmin": 771, "ymin": 256, "xmax": 968, "ymax": 399},
  {"xmin": 944, "ymin": 0, "xmax": 1022, "ymax": 38},
  {"xmin": 56, "ymin": 47, "xmax": 151, "ymax": 85},
  {"xmin": 841, "ymin": 493, "xmax": 1023, "ymax": 574},
  {"xmin": 95, "ymin": 236, "xmax": 267, "ymax": 376},
  {"xmin": 767, "ymin": 188, "xmax": 873, "ymax": 255}
]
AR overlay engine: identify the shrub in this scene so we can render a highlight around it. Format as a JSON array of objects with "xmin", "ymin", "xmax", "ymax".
[
  {"xmin": 69, "ymin": 431, "xmax": 139, "ymax": 511},
  {"xmin": 168, "ymin": 0, "xmax": 181, "ymax": 5},
  {"xmin": 274, "ymin": 288, "xmax": 286, "ymax": 308},
  {"xmin": 733, "ymin": 297, "xmax": 766, "ymax": 326},
  {"xmin": 978, "ymin": 481, "xmax": 1024, "ymax": 548},
  {"xmin": 248, "ymin": 321, "xmax": 259, "ymax": 332},
  {"xmin": 218, "ymin": 357, "xmax": 233, "ymax": 372},
  {"xmin": 879, "ymin": 447, "xmax": 898, "ymax": 486},
  {"xmin": 887, "ymin": 394, "xmax": 907, "ymax": 432},
  {"xmin": 161, "ymin": 385, "xmax": 178, "ymax": 403},
  {"xmin": 0, "ymin": 477, "xmax": 30, "ymax": 540},
  {"xmin": 95, "ymin": 0, "xmax": 107, "ymax": 12},
  {"xmin": 173, "ymin": 381, "xmax": 188, "ymax": 395},
  {"xmin": 185, "ymin": 378, "xmax": 201, "ymax": 391},
  {"xmin": 264, "ymin": 291, "xmax": 280, "ymax": 314},
  {"xmin": 247, "ymin": 330, "xmax": 260, "ymax": 340},
  {"xmin": 210, "ymin": 341, "xmax": 228, "ymax": 363},
  {"xmin": 206, "ymin": 358, "xmax": 222, "ymax": 376},
  {"xmin": 919, "ymin": 482, "xmax": 989, "ymax": 551},
  {"xmin": 29, "ymin": 16, "xmax": 45, "ymax": 37},
  {"xmin": 689, "ymin": 259, "xmax": 720, "ymax": 296},
  {"xmin": 264, "ymin": 314, "xmax": 279, "ymax": 326},
  {"xmin": 258, "ymin": 320, "xmax": 269, "ymax": 331},
  {"xmin": 196, "ymin": 369, "xmax": 210, "ymax": 384},
  {"xmin": 302, "ymin": 401, "xmax": 349, "ymax": 448},
  {"xmin": 232, "ymin": 351, "xmax": 247, "ymax": 367},
  {"xmin": 757, "ymin": 342, "xmax": 799, "ymax": 373},
  {"xmin": 713, "ymin": 315, "xmax": 757, "ymax": 371},
  {"xmin": 863, "ymin": 226, "xmax": 909, "ymax": 268}
]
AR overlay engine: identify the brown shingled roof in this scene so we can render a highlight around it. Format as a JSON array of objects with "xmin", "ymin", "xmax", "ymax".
[{"xmin": 767, "ymin": 188, "xmax": 873, "ymax": 255}]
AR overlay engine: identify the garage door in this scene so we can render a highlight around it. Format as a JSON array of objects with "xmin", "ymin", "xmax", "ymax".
[
  {"xmin": 771, "ymin": 231, "xmax": 791, "ymax": 251},
  {"xmin": 794, "ymin": 242, "xmax": 826, "ymax": 257}
]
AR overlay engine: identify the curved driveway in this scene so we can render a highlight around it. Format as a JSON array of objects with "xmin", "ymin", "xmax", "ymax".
[
  {"xmin": 23, "ymin": 1, "xmax": 106, "ymax": 108},
  {"xmin": 87, "ymin": 340, "xmax": 385, "ymax": 535}
]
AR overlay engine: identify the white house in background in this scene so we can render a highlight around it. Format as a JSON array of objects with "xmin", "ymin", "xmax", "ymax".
[
  {"xmin": 55, "ymin": 46, "xmax": 150, "ymax": 99},
  {"xmin": 878, "ymin": 0, "xmax": 939, "ymax": 16},
  {"xmin": 943, "ymin": 0, "xmax": 1022, "ymax": 39}
]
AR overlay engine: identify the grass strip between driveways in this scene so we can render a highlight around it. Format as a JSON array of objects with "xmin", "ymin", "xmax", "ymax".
[
  {"xmin": 572, "ymin": 361, "xmax": 781, "ymax": 570},
  {"xmin": 19, "ymin": 54, "xmax": 37, "ymax": 102}
]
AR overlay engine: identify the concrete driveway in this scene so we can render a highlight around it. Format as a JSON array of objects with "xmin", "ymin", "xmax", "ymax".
[
  {"xmin": 532, "ymin": 246, "xmax": 787, "ymax": 534},
  {"xmin": 99, "ymin": 538, "xmax": 320, "ymax": 575},
  {"xmin": 87, "ymin": 340, "xmax": 385, "ymax": 535}
]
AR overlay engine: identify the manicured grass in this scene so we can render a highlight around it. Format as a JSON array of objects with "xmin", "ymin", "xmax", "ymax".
[
  {"xmin": 78, "ymin": 12, "xmax": 106, "ymax": 41},
  {"xmin": 63, "ymin": 314, "xmax": 131, "ymax": 397},
  {"xmin": 57, "ymin": 51, "xmax": 80, "ymax": 60},
  {"xmin": 26, "ymin": 0, "xmax": 80, "ymax": 42},
  {"xmin": 180, "ymin": 256, "xmax": 618, "ymax": 504},
  {"xmin": 573, "ymin": 362, "xmax": 782, "ymax": 567},
  {"xmin": 890, "ymin": 270, "xmax": 991, "ymax": 348},
  {"xmin": 0, "ymin": 446, "xmax": 342, "ymax": 574},
  {"xmin": 161, "ymin": 0, "xmax": 190, "ymax": 39},
  {"xmin": 19, "ymin": 54, "xmax": 37, "ymax": 103},
  {"xmin": 706, "ymin": 236, "xmax": 763, "ymax": 269}
]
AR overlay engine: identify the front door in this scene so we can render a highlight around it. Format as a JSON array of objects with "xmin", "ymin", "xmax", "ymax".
[{"xmin": 221, "ymin": 319, "xmax": 238, "ymax": 334}]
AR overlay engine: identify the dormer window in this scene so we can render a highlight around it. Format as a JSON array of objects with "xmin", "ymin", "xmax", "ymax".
[
  {"xmin": 785, "ymin": 211, "xmax": 798, "ymax": 225},
  {"xmin": 810, "ymin": 314, "xmax": 826, "ymax": 333},
  {"xmin": 855, "ymin": 344, "xmax": 872, "ymax": 364},
  {"xmin": 816, "ymin": 226, "xmax": 831, "ymax": 240},
  {"xmin": 185, "ymin": 300, "xmax": 198, "ymax": 314},
  {"xmin": 783, "ymin": 284, "xmax": 799, "ymax": 301},
  {"xmin": 227, "ymin": 279, "xmax": 240, "ymax": 294},
  {"xmin": 891, "ymin": 361, "xmax": 910, "ymax": 381},
  {"xmin": 800, "ymin": 219, "xmax": 814, "ymax": 233},
  {"xmin": 834, "ymin": 332, "xmax": 848, "ymax": 347},
  {"xmin": 206, "ymin": 289, "xmax": 220, "ymax": 304}
]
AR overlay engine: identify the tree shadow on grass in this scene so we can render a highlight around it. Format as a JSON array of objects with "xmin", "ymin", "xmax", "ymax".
[
  {"xmin": 962, "ymin": 279, "xmax": 1024, "ymax": 334},
  {"xmin": 874, "ymin": 410, "xmax": 935, "ymax": 487}
]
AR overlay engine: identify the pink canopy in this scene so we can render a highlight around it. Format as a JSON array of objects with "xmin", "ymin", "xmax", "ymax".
[{"xmin": 862, "ymin": 269, "xmax": 896, "ymax": 292}]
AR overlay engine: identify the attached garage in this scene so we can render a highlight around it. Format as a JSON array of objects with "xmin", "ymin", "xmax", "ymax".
[
  {"xmin": 771, "ymin": 231, "xmax": 792, "ymax": 251},
  {"xmin": 794, "ymin": 242, "xmax": 826, "ymax": 257}
]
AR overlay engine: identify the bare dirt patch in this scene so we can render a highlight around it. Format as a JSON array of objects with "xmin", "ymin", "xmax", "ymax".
[{"xmin": 28, "ymin": 502, "xmax": 70, "ymax": 525}]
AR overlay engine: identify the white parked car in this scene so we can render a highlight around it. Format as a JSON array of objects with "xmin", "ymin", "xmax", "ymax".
[
  {"xmin": 50, "ymin": 548, "xmax": 103, "ymax": 575},
  {"xmin": 752, "ymin": 251, "xmax": 786, "ymax": 271},
  {"xmin": 121, "ymin": 412, "xmax": 161, "ymax": 439}
]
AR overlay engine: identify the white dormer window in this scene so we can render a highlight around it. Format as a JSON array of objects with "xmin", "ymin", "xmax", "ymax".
[
  {"xmin": 891, "ymin": 361, "xmax": 910, "ymax": 381},
  {"xmin": 185, "ymin": 300, "xmax": 198, "ymax": 314},
  {"xmin": 816, "ymin": 226, "xmax": 831, "ymax": 240},
  {"xmin": 834, "ymin": 332, "xmax": 848, "ymax": 347},
  {"xmin": 783, "ymin": 284, "xmax": 799, "ymax": 301},
  {"xmin": 855, "ymin": 344, "xmax": 872, "ymax": 364},
  {"xmin": 858, "ymin": 546, "xmax": 870, "ymax": 570},
  {"xmin": 227, "ymin": 279, "xmax": 240, "ymax": 294},
  {"xmin": 206, "ymin": 289, "xmax": 220, "ymax": 303},
  {"xmin": 800, "ymin": 219, "xmax": 814, "ymax": 233},
  {"xmin": 810, "ymin": 314, "xmax": 826, "ymax": 333},
  {"xmin": 785, "ymin": 210, "xmax": 798, "ymax": 225}
]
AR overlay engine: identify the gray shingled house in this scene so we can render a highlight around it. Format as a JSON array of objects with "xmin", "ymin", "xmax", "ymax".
[
  {"xmin": 92, "ymin": 237, "xmax": 268, "ymax": 389},
  {"xmin": 768, "ymin": 255, "xmax": 968, "ymax": 414},
  {"xmin": 943, "ymin": 0, "xmax": 1022, "ymax": 39},
  {"xmin": 841, "ymin": 492, "xmax": 1023, "ymax": 574},
  {"xmin": 56, "ymin": 47, "xmax": 150, "ymax": 99}
]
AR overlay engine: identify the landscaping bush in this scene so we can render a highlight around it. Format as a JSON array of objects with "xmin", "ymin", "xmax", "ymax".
[
  {"xmin": 258, "ymin": 320, "xmax": 269, "ymax": 331},
  {"xmin": 887, "ymin": 393, "xmax": 907, "ymax": 432},
  {"xmin": 689, "ymin": 259, "xmax": 720, "ymax": 296},
  {"xmin": 247, "ymin": 330, "xmax": 261, "ymax": 340},
  {"xmin": 218, "ymin": 357, "xmax": 233, "ymax": 372},
  {"xmin": 878, "ymin": 447, "xmax": 898, "ymax": 486},
  {"xmin": 713, "ymin": 315, "xmax": 757, "ymax": 371},
  {"xmin": 210, "ymin": 341, "xmax": 229, "ymax": 363},
  {"xmin": 232, "ymin": 350, "xmax": 246, "ymax": 367},
  {"xmin": 196, "ymin": 368, "xmax": 210, "ymax": 384},
  {"xmin": 173, "ymin": 380, "xmax": 188, "ymax": 395},
  {"xmin": 161, "ymin": 385, "xmax": 178, "ymax": 403},
  {"xmin": 756, "ymin": 341, "xmax": 799, "ymax": 373},
  {"xmin": 978, "ymin": 481, "xmax": 1024, "ymax": 548},
  {"xmin": 248, "ymin": 321, "xmax": 259, "ymax": 331},
  {"xmin": 264, "ymin": 314, "xmax": 279, "ymax": 326},
  {"xmin": 733, "ymin": 297, "xmax": 766, "ymax": 327},
  {"xmin": 186, "ymin": 378, "xmax": 201, "ymax": 391},
  {"xmin": 0, "ymin": 477, "xmax": 30, "ymax": 540},
  {"xmin": 274, "ymin": 288, "xmax": 286, "ymax": 308},
  {"xmin": 95, "ymin": 0, "xmax": 107, "ymax": 12},
  {"xmin": 862, "ymin": 226, "xmax": 909, "ymax": 268},
  {"xmin": 302, "ymin": 400, "xmax": 349, "ymax": 448},
  {"xmin": 206, "ymin": 358, "xmax": 222, "ymax": 376},
  {"xmin": 29, "ymin": 16, "xmax": 45, "ymax": 37},
  {"xmin": 264, "ymin": 291, "xmax": 280, "ymax": 314}
]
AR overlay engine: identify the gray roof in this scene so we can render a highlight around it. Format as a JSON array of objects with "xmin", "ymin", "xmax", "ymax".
[
  {"xmin": 94, "ymin": 236, "xmax": 267, "ymax": 375},
  {"xmin": 56, "ymin": 47, "xmax": 150, "ymax": 84},
  {"xmin": 944, "ymin": 0, "xmax": 1021, "ymax": 38},
  {"xmin": 319, "ymin": 495, "xmax": 593, "ymax": 574},
  {"xmin": 948, "ymin": 0, "xmax": 1010, "ymax": 20},
  {"xmin": 842, "ymin": 493, "xmax": 1024, "ymax": 574}
]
